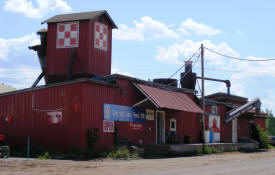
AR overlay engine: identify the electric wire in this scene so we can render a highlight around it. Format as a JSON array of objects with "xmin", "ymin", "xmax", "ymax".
[
  {"xmin": 204, "ymin": 47, "xmax": 275, "ymax": 62},
  {"xmin": 166, "ymin": 47, "xmax": 201, "ymax": 80}
]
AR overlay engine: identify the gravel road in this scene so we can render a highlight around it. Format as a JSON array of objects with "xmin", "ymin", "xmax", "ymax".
[{"xmin": 1, "ymin": 150, "xmax": 275, "ymax": 175}]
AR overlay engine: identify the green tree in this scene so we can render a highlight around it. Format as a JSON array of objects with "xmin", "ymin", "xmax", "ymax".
[{"xmin": 266, "ymin": 110, "xmax": 275, "ymax": 136}]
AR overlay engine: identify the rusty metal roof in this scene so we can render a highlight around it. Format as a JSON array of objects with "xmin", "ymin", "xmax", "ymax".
[
  {"xmin": 134, "ymin": 83, "xmax": 202, "ymax": 113},
  {"xmin": 41, "ymin": 10, "xmax": 117, "ymax": 28}
]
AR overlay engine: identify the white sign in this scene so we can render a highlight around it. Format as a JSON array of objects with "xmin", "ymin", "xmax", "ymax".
[
  {"xmin": 47, "ymin": 111, "xmax": 62, "ymax": 124},
  {"xmin": 56, "ymin": 22, "xmax": 79, "ymax": 48},
  {"xmin": 209, "ymin": 115, "xmax": 220, "ymax": 142},
  {"xmin": 146, "ymin": 109, "xmax": 154, "ymax": 120},
  {"xmin": 94, "ymin": 22, "xmax": 108, "ymax": 51},
  {"xmin": 103, "ymin": 120, "xmax": 114, "ymax": 133}
]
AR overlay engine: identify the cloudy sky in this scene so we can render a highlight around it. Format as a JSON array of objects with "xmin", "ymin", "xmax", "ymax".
[{"xmin": 0, "ymin": 0, "xmax": 275, "ymax": 111}]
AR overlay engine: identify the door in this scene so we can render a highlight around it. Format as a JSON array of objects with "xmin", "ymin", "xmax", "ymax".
[
  {"xmin": 232, "ymin": 118, "xmax": 238, "ymax": 143},
  {"xmin": 156, "ymin": 111, "xmax": 165, "ymax": 144}
]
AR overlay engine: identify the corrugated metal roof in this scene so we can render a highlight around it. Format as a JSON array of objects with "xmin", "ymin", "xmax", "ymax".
[
  {"xmin": 41, "ymin": 10, "xmax": 117, "ymax": 28},
  {"xmin": 135, "ymin": 83, "xmax": 202, "ymax": 113},
  {"xmin": 224, "ymin": 97, "xmax": 261, "ymax": 123}
]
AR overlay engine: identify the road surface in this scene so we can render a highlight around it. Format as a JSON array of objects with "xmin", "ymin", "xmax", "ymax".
[{"xmin": 0, "ymin": 150, "xmax": 275, "ymax": 175}]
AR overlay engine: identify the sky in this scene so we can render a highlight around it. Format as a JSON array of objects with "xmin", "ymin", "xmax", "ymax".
[{"xmin": 0, "ymin": 0, "xmax": 275, "ymax": 111}]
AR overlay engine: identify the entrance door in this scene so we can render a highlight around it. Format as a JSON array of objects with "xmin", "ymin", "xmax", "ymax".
[
  {"xmin": 156, "ymin": 111, "xmax": 165, "ymax": 144},
  {"xmin": 232, "ymin": 118, "xmax": 238, "ymax": 143}
]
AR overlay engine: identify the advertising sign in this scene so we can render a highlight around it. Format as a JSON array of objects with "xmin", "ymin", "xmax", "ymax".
[
  {"xmin": 47, "ymin": 111, "xmax": 62, "ymax": 124},
  {"xmin": 103, "ymin": 120, "xmax": 114, "ymax": 133},
  {"xmin": 146, "ymin": 109, "xmax": 154, "ymax": 120},
  {"xmin": 129, "ymin": 122, "xmax": 144, "ymax": 131},
  {"xmin": 209, "ymin": 115, "xmax": 220, "ymax": 142},
  {"xmin": 103, "ymin": 104, "xmax": 145, "ymax": 123}
]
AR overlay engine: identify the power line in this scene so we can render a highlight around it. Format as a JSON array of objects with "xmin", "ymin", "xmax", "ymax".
[
  {"xmin": 204, "ymin": 47, "xmax": 275, "ymax": 62},
  {"xmin": 167, "ymin": 47, "xmax": 201, "ymax": 80},
  {"xmin": 194, "ymin": 67, "xmax": 274, "ymax": 74},
  {"xmin": 168, "ymin": 52, "xmax": 201, "ymax": 86}
]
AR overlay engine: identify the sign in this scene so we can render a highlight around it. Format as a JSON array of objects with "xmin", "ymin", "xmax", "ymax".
[
  {"xmin": 103, "ymin": 103, "xmax": 145, "ymax": 123},
  {"xmin": 47, "ymin": 111, "xmax": 62, "ymax": 124},
  {"xmin": 57, "ymin": 22, "xmax": 79, "ymax": 48},
  {"xmin": 209, "ymin": 115, "xmax": 220, "ymax": 142},
  {"xmin": 129, "ymin": 122, "xmax": 144, "ymax": 131},
  {"xmin": 94, "ymin": 22, "xmax": 108, "ymax": 50},
  {"xmin": 103, "ymin": 120, "xmax": 114, "ymax": 133},
  {"xmin": 146, "ymin": 109, "xmax": 154, "ymax": 120}
]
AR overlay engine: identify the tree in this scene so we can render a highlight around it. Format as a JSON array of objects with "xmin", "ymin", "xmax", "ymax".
[{"xmin": 266, "ymin": 110, "xmax": 275, "ymax": 136}]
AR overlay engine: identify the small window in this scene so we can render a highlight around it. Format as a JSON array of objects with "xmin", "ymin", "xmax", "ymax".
[
  {"xmin": 170, "ymin": 119, "xmax": 176, "ymax": 131},
  {"xmin": 211, "ymin": 106, "xmax": 218, "ymax": 115}
]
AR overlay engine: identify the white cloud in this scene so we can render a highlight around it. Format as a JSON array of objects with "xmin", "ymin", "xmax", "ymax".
[
  {"xmin": 113, "ymin": 16, "xmax": 180, "ymax": 41},
  {"xmin": 155, "ymin": 40, "xmax": 238, "ymax": 65},
  {"xmin": 0, "ymin": 33, "xmax": 39, "ymax": 60},
  {"xmin": 111, "ymin": 67, "xmax": 133, "ymax": 77},
  {"xmin": 0, "ymin": 66, "xmax": 43, "ymax": 89},
  {"xmin": 178, "ymin": 18, "xmax": 221, "ymax": 36},
  {"xmin": 3, "ymin": 0, "xmax": 72, "ymax": 18}
]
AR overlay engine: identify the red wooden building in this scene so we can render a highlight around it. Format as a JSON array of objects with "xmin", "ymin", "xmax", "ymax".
[
  {"xmin": 0, "ymin": 11, "xmax": 205, "ymax": 152},
  {"xmin": 0, "ymin": 10, "xmax": 266, "ymax": 152},
  {"xmin": 204, "ymin": 92, "xmax": 266, "ymax": 143}
]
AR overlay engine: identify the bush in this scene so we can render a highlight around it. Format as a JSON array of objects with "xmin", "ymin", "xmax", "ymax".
[
  {"xmin": 107, "ymin": 147, "xmax": 139, "ymax": 159},
  {"xmin": 251, "ymin": 124, "xmax": 270, "ymax": 149},
  {"xmin": 38, "ymin": 152, "xmax": 51, "ymax": 160}
]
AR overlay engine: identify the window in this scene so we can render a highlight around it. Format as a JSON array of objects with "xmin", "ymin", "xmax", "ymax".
[
  {"xmin": 211, "ymin": 106, "xmax": 218, "ymax": 115},
  {"xmin": 170, "ymin": 119, "xmax": 176, "ymax": 131}
]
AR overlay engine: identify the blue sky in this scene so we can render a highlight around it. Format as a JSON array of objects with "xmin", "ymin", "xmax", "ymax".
[{"xmin": 0, "ymin": 0, "xmax": 275, "ymax": 111}]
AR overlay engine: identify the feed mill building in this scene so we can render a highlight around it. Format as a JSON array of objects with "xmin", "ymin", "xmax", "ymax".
[{"xmin": 0, "ymin": 10, "xmax": 265, "ymax": 152}]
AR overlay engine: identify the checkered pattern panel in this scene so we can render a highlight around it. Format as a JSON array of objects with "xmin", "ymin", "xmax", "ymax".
[
  {"xmin": 94, "ymin": 22, "xmax": 108, "ymax": 51},
  {"xmin": 56, "ymin": 22, "xmax": 79, "ymax": 48}
]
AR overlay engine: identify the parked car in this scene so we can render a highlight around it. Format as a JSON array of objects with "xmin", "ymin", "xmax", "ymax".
[{"xmin": 268, "ymin": 136, "xmax": 275, "ymax": 146}]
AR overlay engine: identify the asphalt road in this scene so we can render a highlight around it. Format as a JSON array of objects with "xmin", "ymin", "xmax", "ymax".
[{"xmin": 0, "ymin": 150, "xmax": 275, "ymax": 175}]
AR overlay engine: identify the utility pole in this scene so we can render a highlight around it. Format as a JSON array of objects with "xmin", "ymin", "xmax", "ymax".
[{"xmin": 201, "ymin": 44, "xmax": 206, "ymax": 143}]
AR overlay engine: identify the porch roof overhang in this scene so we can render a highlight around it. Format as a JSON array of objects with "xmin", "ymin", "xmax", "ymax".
[
  {"xmin": 224, "ymin": 97, "xmax": 261, "ymax": 123},
  {"xmin": 133, "ymin": 83, "xmax": 203, "ymax": 114}
]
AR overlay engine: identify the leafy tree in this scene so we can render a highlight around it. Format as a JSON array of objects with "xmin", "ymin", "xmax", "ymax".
[{"xmin": 266, "ymin": 110, "xmax": 275, "ymax": 136}]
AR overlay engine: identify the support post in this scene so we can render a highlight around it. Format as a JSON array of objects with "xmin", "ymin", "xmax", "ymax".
[{"xmin": 201, "ymin": 44, "xmax": 206, "ymax": 143}]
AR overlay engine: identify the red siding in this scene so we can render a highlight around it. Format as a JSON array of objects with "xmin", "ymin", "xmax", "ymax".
[
  {"xmin": 0, "ymin": 83, "xmax": 82, "ymax": 151},
  {"xmin": 46, "ymin": 15, "xmax": 113, "ymax": 83}
]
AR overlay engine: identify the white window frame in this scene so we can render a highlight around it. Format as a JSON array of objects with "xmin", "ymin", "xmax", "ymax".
[
  {"xmin": 211, "ymin": 106, "xmax": 218, "ymax": 115},
  {"xmin": 170, "ymin": 119, "xmax": 176, "ymax": 131}
]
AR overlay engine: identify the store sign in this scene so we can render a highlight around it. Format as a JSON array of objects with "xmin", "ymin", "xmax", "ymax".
[
  {"xmin": 47, "ymin": 111, "xmax": 62, "ymax": 124},
  {"xmin": 103, "ymin": 104, "xmax": 145, "ymax": 123},
  {"xmin": 146, "ymin": 109, "xmax": 154, "ymax": 120},
  {"xmin": 129, "ymin": 122, "xmax": 144, "ymax": 131},
  {"xmin": 103, "ymin": 120, "xmax": 114, "ymax": 133}
]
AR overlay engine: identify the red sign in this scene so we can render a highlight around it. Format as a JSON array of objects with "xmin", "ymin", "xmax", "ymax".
[
  {"xmin": 129, "ymin": 122, "xmax": 144, "ymax": 131},
  {"xmin": 56, "ymin": 22, "xmax": 79, "ymax": 48},
  {"xmin": 103, "ymin": 120, "xmax": 114, "ymax": 133}
]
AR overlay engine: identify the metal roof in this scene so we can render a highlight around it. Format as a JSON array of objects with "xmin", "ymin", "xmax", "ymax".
[
  {"xmin": 105, "ymin": 74, "xmax": 197, "ymax": 94},
  {"xmin": 205, "ymin": 92, "xmax": 248, "ymax": 103},
  {"xmin": 224, "ymin": 97, "xmax": 261, "ymax": 123},
  {"xmin": 134, "ymin": 83, "xmax": 203, "ymax": 113},
  {"xmin": 41, "ymin": 10, "xmax": 117, "ymax": 29}
]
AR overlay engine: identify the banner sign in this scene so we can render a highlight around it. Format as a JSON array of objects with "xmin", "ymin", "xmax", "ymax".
[
  {"xmin": 47, "ymin": 111, "xmax": 62, "ymax": 124},
  {"xmin": 129, "ymin": 122, "xmax": 144, "ymax": 131},
  {"xmin": 209, "ymin": 115, "xmax": 220, "ymax": 133},
  {"xmin": 103, "ymin": 104, "xmax": 145, "ymax": 123},
  {"xmin": 146, "ymin": 109, "xmax": 154, "ymax": 120},
  {"xmin": 103, "ymin": 120, "xmax": 114, "ymax": 133}
]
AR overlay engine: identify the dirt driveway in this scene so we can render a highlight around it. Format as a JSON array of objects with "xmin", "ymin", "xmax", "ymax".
[{"xmin": 1, "ymin": 150, "xmax": 275, "ymax": 175}]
